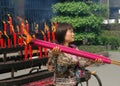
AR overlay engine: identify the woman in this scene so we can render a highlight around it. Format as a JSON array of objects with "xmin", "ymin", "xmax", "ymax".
[{"xmin": 47, "ymin": 23, "xmax": 102, "ymax": 86}]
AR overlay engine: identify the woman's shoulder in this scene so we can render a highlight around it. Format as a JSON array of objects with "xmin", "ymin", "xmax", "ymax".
[{"xmin": 69, "ymin": 44, "xmax": 78, "ymax": 49}]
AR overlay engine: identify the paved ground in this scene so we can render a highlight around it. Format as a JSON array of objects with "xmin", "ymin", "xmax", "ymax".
[{"xmin": 82, "ymin": 51, "xmax": 120, "ymax": 86}]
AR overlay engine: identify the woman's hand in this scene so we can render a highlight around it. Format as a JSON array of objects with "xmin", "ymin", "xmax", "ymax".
[{"xmin": 52, "ymin": 46, "xmax": 61, "ymax": 55}]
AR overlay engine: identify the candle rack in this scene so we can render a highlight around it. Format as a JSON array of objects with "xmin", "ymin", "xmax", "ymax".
[{"xmin": 0, "ymin": 33, "xmax": 53, "ymax": 86}]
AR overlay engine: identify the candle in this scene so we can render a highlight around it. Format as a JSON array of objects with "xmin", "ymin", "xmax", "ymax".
[
  {"xmin": 29, "ymin": 45, "xmax": 32, "ymax": 60},
  {"xmin": 18, "ymin": 36, "xmax": 21, "ymax": 46},
  {"xmin": 8, "ymin": 14, "xmax": 12, "ymax": 25},
  {"xmin": 44, "ymin": 22, "xmax": 47, "ymax": 34},
  {"xmin": 3, "ymin": 21, "xmax": 7, "ymax": 33},
  {"xmin": 26, "ymin": 20, "xmax": 29, "ymax": 32},
  {"xmin": 13, "ymin": 32, "xmax": 17, "ymax": 47},
  {"xmin": 47, "ymin": 31, "xmax": 50, "ymax": 42},
  {"xmin": 7, "ymin": 38, "xmax": 11, "ymax": 48},
  {"xmin": 9, "ymin": 24, "xmax": 13, "ymax": 35},
  {"xmin": 24, "ymin": 45, "xmax": 28, "ymax": 61},
  {"xmin": 4, "ymin": 32, "xmax": 10, "ymax": 48},
  {"xmin": 41, "ymin": 30, "xmax": 47, "ymax": 57},
  {"xmin": 20, "ymin": 22, "xmax": 25, "ymax": 34},
  {"xmin": 38, "ymin": 46, "xmax": 42, "ymax": 58},
  {"xmin": 43, "ymin": 35, "xmax": 47, "ymax": 57},
  {"xmin": 16, "ymin": 25, "xmax": 20, "ymax": 34},
  {"xmin": 3, "ymin": 39, "xmax": 6, "ymax": 48},
  {"xmin": 52, "ymin": 31, "xmax": 55, "ymax": 43},
  {"xmin": 51, "ymin": 24, "xmax": 56, "ymax": 42},
  {"xmin": 0, "ymin": 38, "xmax": 3, "ymax": 48},
  {"xmin": 0, "ymin": 31, "xmax": 3, "ymax": 48},
  {"xmin": 8, "ymin": 14, "xmax": 13, "ymax": 35}
]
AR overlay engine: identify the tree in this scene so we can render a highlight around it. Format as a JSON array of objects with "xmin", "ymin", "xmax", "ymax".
[{"xmin": 51, "ymin": 1, "xmax": 107, "ymax": 45}]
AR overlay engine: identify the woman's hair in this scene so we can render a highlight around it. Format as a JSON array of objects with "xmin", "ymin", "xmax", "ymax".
[{"xmin": 55, "ymin": 23, "xmax": 73, "ymax": 44}]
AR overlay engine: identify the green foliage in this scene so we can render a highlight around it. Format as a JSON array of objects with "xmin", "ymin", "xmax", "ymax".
[
  {"xmin": 52, "ymin": 2, "xmax": 91, "ymax": 16},
  {"xmin": 97, "ymin": 31, "xmax": 120, "ymax": 50},
  {"xmin": 101, "ymin": 30, "xmax": 120, "ymax": 37},
  {"xmin": 74, "ymin": 32, "xmax": 96, "ymax": 41},
  {"xmin": 51, "ymin": 15, "xmax": 102, "ymax": 30}
]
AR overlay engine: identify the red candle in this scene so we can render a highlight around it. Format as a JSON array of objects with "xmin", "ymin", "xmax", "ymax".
[
  {"xmin": 0, "ymin": 31, "xmax": 3, "ymax": 48},
  {"xmin": 24, "ymin": 45, "xmax": 28, "ymax": 61},
  {"xmin": 13, "ymin": 32, "xmax": 17, "ymax": 47},
  {"xmin": 3, "ymin": 39, "xmax": 6, "ymax": 48},
  {"xmin": 29, "ymin": 45, "xmax": 32, "ymax": 60},
  {"xmin": 41, "ymin": 30, "xmax": 47, "ymax": 57},
  {"xmin": 26, "ymin": 20, "xmax": 29, "ymax": 32},
  {"xmin": 44, "ymin": 35, "xmax": 46, "ymax": 41},
  {"xmin": 47, "ymin": 31, "xmax": 50, "ymax": 42},
  {"xmin": 44, "ymin": 35, "xmax": 47, "ymax": 57},
  {"xmin": 9, "ymin": 24, "xmax": 13, "ymax": 35},
  {"xmin": 52, "ymin": 31, "xmax": 55, "ymax": 42},
  {"xmin": 0, "ymin": 38, "xmax": 3, "ymax": 48},
  {"xmin": 51, "ymin": 24, "xmax": 56, "ymax": 43},
  {"xmin": 16, "ymin": 25, "xmax": 20, "ymax": 34},
  {"xmin": 18, "ymin": 37, "xmax": 24, "ymax": 47},
  {"xmin": 20, "ymin": 22, "xmax": 25, "ymax": 34},
  {"xmin": 8, "ymin": 14, "xmax": 12, "ymax": 25},
  {"xmin": 8, "ymin": 38, "xmax": 11, "ymax": 48},
  {"xmin": 3, "ymin": 21, "xmax": 7, "ymax": 33},
  {"xmin": 38, "ymin": 46, "xmax": 42, "ymax": 58}
]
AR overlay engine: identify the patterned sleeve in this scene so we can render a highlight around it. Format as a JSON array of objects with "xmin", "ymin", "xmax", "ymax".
[
  {"xmin": 76, "ymin": 47, "xmax": 93, "ymax": 67},
  {"xmin": 47, "ymin": 49, "xmax": 56, "ymax": 66},
  {"xmin": 48, "ymin": 50, "xmax": 70, "ymax": 66}
]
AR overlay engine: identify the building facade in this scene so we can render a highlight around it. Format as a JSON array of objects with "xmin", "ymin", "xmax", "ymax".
[
  {"xmin": 0, "ymin": 0, "xmax": 57, "ymax": 31},
  {"xmin": 109, "ymin": 0, "xmax": 120, "ymax": 19}
]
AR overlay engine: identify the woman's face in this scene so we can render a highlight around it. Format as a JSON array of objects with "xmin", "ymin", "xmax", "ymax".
[{"xmin": 64, "ymin": 29, "xmax": 74, "ymax": 43}]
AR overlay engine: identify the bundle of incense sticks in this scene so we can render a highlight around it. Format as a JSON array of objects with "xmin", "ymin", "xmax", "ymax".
[{"xmin": 32, "ymin": 39, "xmax": 120, "ymax": 66}]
